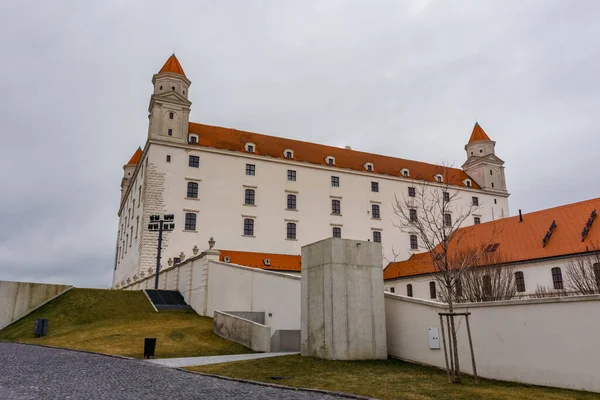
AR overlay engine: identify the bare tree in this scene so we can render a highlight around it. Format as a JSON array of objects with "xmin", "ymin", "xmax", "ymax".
[
  {"xmin": 565, "ymin": 252, "xmax": 600, "ymax": 295},
  {"xmin": 392, "ymin": 166, "xmax": 493, "ymax": 383}
]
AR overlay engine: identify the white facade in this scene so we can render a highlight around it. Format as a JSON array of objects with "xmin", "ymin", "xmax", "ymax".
[{"xmin": 112, "ymin": 56, "xmax": 510, "ymax": 288}]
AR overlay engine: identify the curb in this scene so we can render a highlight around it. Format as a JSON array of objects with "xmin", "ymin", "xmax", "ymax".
[
  {"xmin": 1, "ymin": 343, "xmax": 375, "ymax": 399},
  {"xmin": 177, "ymin": 367, "xmax": 375, "ymax": 400}
]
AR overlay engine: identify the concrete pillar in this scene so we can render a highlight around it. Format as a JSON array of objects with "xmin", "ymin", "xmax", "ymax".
[{"xmin": 301, "ymin": 238, "xmax": 387, "ymax": 360}]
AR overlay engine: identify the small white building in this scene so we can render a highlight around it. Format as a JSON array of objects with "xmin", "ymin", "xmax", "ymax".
[
  {"xmin": 113, "ymin": 54, "xmax": 510, "ymax": 289},
  {"xmin": 384, "ymin": 197, "xmax": 600, "ymax": 300}
]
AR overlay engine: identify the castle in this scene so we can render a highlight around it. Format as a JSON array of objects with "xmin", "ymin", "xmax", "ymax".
[{"xmin": 113, "ymin": 54, "xmax": 509, "ymax": 288}]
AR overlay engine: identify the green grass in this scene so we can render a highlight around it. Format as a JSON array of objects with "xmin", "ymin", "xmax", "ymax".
[
  {"xmin": 188, "ymin": 355, "xmax": 600, "ymax": 400},
  {"xmin": 0, "ymin": 288, "xmax": 251, "ymax": 359}
]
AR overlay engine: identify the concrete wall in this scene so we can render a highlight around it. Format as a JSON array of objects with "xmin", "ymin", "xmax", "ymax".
[
  {"xmin": 385, "ymin": 293, "xmax": 600, "ymax": 393},
  {"xmin": 0, "ymin": 281, "xmax": 72, "ymax": 330},
  {"xmin": 301, "ymin": 238, "xmax": 387, "ymax": 360},
  {"xmin": 213, "ymin": 311, "xmax": 271, "ymax": 352}
]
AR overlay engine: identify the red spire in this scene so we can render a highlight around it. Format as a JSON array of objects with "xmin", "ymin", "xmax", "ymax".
[
  {"xmin": 158, "ymin": 54, "xmax": 186, "ymax": 77},
  {"xmin": 468, "ymin": 122, "xmax": 491, "ymax": 143},
  {"xmin": 126, "ymin": 147, "xmax": 142, "ymax": 165}
]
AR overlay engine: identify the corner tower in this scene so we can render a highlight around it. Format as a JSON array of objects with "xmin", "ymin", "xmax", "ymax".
[
  {"xmin": 148, "ymin": 54, "xmax": 192, "ymax": 144},
  {"xmin": 462, "ymin": 123, "xmax": 507, "ymax": 192}
]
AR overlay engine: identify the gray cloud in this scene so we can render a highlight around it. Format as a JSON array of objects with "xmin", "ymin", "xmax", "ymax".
[{"xmin": 1, "ymin": 0, "xmax": 598, "ymax": 287}]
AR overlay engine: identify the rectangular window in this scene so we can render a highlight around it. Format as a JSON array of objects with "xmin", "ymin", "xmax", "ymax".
[
  {"xmin": 410, "ymin": 234, "xmax": 418, "ymax": 250},
  {"xmin": 189, "ymin": 155, "xmax": 199, "ymax": 168},
  {"xmin": 185, "ymin": 213, "xmax": 197, "ymax": 231},
  {"xmin": 166, "ymin": 155, "xmax": 171, "ymax": 162},
  {"xmin": 408, "ymin": 187, "xmax": 416, "ymax": 197},
  {"xmin": 444, "ymin": 213, "xmax": 452, "ymax": 227},
  {"xmin": 552, "ymin": 267, "xmax": 563, "ymax": 290},
  {"xmin": 169, "ymin": 112, "xmax": 174, "ymax": 119},
  {"xmin": 332, "ymin": 227, "xmax": 341, "ymax": 238},
  {"xmin": 372, "ymin": 204, "xmax": 380, "ymax": 219},
  {"xmin": 429, "ymin": 282, "xmax": 436, "ymax": 299},
  {"xmin": 243, "ymin": 218, "xmax": 254, "ymax": 236},
  {"xmin": 286, "ymin": 222, "xmax": 296, "ymax": 239},
  {"xmin": 373, "ymin": 231, "xmax": 381, "ymax": 243},
  {"xmin": 371, "ymin": 182, "xmax": 379, "ymax": 192},
  {"xmin": 287, "ymin": 194, "xmax": 296, "ymax": 210},
  {"xmin": 494, "ymin": 199, "xmax": 497, "ymax": 204},
  {"xmin": 130, "ymin": 227, "xmax": 133, "ymax": 246},
  {"xmin": 331, "ymin": 176, "xmax": 339, "ymax": 187},
  {"xmin": 389, "ymin": 287, "xmax": 395, "ymax": 293},
  {"xmin": 244, "ymin": 189, "xmax": 255, "ymax": 205},
  {"xmin": 187, "ymin": 182, "xmax": 199, "ymax": 198},
  {"xmin": 331, "ymin": 199, "xmax": 341, "ymax": 215},
  {"xmin": 443, "ymin": 192, "xmax": 450, "ymax": 202},
  {"xmin": 472, "ymin": 196, "xmax": 479, "ymax": 206},
  {"xmin": 474, "ymin": 216, "xmax": 481, "ymax": 225},
  {"xmin": 287, "ymin": 170, "xmax": 296, "ymax": 181},
  {"xmin": 246, "ymin": 164, "xmax": 255, "ymax": 176},
  {"xmin": 135, "ymin": 217, "xmax": 139, "ymax": 238},
  {"xmin": 515, "ymin": 271, "xmax": 525, "ymax": 292},
  {"xmin": 168, "ymin": 129, "xmax": 173, "ymax": 136},
  {"xmin": 410, "ymin": 209, "xmax": 417, "ymax": 222},
  {"xmin": 407, "ymin": 284, "xmax": 413, "ymax": 297}
]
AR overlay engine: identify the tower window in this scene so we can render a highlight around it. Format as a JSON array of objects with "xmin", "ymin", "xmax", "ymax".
[
  {"xmin": 331, "ymin": 199, "xmax": 341, "ymax": 215},
  {"xmin": 244, "ymin": 189, "xmax": 255, "ymax": 205},
  {"xmin": 169, "ymin": 112, "xmax": 174, "ymax": 119},
  {"xmin": 184, "ymin": 213, "xmax": 197, "ymax": 231},
  {"xmin": 372, "ymin": 204, "xmax": 380, "ymax": 219},
  {"xmin": 332, "ymin": 227, "xmax": 341, "ymax": 238},
  {"xmin": 286, "ymin": 222, "xmax": 297, "ymax": 240},
  {"xmin": 410, "ymin": 234, "xmax": 418, "ymax": 250},
  {"xmin": 168, "ymin": 129, "xmax": 173, "ymax": 136},
  {"xmin": 371, "ymin": 182, "xmax": 379, "ymax": 192},
  {"xmin": 331, "ymin": 176, "xmax": 339, "ymax": 187},
  {"xmin": 287, "ymin": 194, "xmax": 296, "ymax": 210},
  {"xmin": 287, "ymin": 170, "xmax": 296, "ymax": 181},
  {"xmin": 189, "ymin": 155, "xmax": 199, "ymax": 168},
  {"xmin": 373, "ymin": 231, "xmax": 381, "ymax": 243},
  {"xmin": 246, "ymin": 164, "xmax": 255, "ymax": 176},
  {"xmin": 552, "ymin": 267, "xmax": 563, "ymax": 290},
  {"xmin": 243, "ymin": 218, "xmax": 255, "ymax": 236},
  {"xmin": 187, "ymin": 182, "xmax": 198, "ymax": 198}
]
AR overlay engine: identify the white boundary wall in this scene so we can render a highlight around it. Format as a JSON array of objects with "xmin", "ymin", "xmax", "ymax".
[{"xmin": 385, "ymin": 293, "xmax": 600, "ymax": 393}]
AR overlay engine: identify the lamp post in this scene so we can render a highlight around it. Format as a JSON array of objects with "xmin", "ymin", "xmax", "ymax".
[{"xmin": 148, "ymin": 214, "xmax": 175, "ymax": 289}]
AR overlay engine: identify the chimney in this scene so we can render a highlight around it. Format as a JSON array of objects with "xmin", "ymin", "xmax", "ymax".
[
  {"xmin": 519, "ymin": 209, "xmax": 523, "ymax": 222},
  {"xmin": 344, "ymin": 145, "xmax": 352, "ymax": 150}
]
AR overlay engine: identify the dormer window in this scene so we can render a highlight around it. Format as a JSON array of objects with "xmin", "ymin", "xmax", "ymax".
[
  {"xmin": 326, "ymin": 156, "xmax": 335, "ymax": 166},
  {"xmin": 401, "ymin": 168, "xmax": 410, "ymax": 177},
  {"xmin": 283, "ymin": 149, "xmax": 294, "ymax": 159},
  {"xmin": 364, "ymin": 162, "xmax": 374, "ymax": 172},
  {"xmin": 245, "ymin": 143, "xmax": 256, "ymax": 153},
  {"xmin": 188, "ymin": 134, "xmax": 199, "ymax": 144},
  {"xmin": 434, "ymin": 174, "xmax": 443, "ymax": 183}
]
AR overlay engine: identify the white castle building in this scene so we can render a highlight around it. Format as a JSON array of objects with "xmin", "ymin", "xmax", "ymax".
[{"xmin": 113, "ymin": 55, "xmax": 510, "ymax": 288}]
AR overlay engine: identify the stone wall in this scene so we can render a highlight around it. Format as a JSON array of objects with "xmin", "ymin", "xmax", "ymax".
[{"xmin": 213, "ymin": 311, "xmax": 271, "ymax": 352}]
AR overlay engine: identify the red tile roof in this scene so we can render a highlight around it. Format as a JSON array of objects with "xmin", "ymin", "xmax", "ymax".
[
  {"xmin": 126, "ymin": 147, "xmax": 142, "ymax": 165},
  {"xmin": 188, "ymin": 122, "xmax": 480, "ymax": 188},
  {"xmin": 158, "ymin": 54, "xmax": 186, "ymax": 77},
  {"xmin": 384, "ymin": 197, "xmax": 600, "ymax": 280},
  {"xmin": 468, "ymin": 122, "xmax": 491, "ymax": 143},
  {"xmin": 219, "ymin": 250, "xmax": 301, "ymax": 272}
]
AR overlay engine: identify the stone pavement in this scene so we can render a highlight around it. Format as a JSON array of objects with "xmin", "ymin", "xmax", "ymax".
[
  {"xmin": 147, "ymin": 351, "xmax": 298, "ymax": 368},
  {"xmin": 0, "ymin": 343, "xmax": 343, "ymax": 400}
]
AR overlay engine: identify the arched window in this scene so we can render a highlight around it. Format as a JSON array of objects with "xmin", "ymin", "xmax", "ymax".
[
  {"xmin": 515, "ymin": 271, "xmax": 525, "ymax": 292},
  {"xmin": 407, "ymin": 284, "xmax": 413, "ymax": 297},
  {"xmin": 371, "ymin": 204, "xmax": 380, "ymax": 219},
  {"xmin": 244, "ymin": 189, "xmax": 255, "ymax": 205},
  {"xmin": 401, "ymin": 168, "xmax": 410, "ymax": 177},
  {"xmin": 243, "ymin": 218, "xmax": 254, "ymax": 236},
  {"xmin": 552, "ymin": 267, "xmax": 563, "ymax": 290},
  {"xmin": 286, "ymin": 222, "xmax": 296, "ymax": 239},
  {"xmin": 326, "ymin": 156, "xmax": 335, "ymax": 166},
  {"xmin": 245, "ymin": 143, "xmax": 256, "ymax": 153},
  {"xmin": 364, "ymin": 162, "xmax": 374, "ymax": 171},
  {"xmin": 429, "ymin": 282, "xmax": 436, "ymax": 299},
  {"xmin": 483, "ymin": 275, "xmax": 492, "ymax": 297},
  {"xmin": 184, "ymin": 213, "xmax": 197, "ymax": 231},
  {"xmin": 287, "ymin": 194, "xmax": 296, "ymax": 210},
  {"xmin": 187, "ymin": 182, "xmax": 198, "ymax": 198},
  {"xmin": 283, "ymin": 149, "xmax": 294, "ymax": 159}
]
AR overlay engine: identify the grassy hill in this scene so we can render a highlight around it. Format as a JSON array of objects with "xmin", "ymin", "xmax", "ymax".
[{"xmin": 0, "ymin": 288, "xmax": 250, "ymax": 359}]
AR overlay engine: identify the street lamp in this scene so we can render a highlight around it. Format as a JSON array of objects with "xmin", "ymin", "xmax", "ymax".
[{"xmin": 148, "ymin": 214, "xmax": 175, "ymax": 289}]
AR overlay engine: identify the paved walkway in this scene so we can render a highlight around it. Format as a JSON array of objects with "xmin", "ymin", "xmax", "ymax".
[
  {"xmin": 0, "ymin": 343, "xmax": 340, "ymax": 400},
  {"xmin": 147, "ymin": 351, "xmax": 298, "ymax": 368}
]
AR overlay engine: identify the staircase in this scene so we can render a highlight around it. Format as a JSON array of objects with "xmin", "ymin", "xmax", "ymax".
[{"xmin": 144, "ymin": 290, "xmax": 192, "ymax": 311}]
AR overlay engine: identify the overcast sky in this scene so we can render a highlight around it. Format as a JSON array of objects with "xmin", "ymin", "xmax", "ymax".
[{"xmin": 1, "ymin": 0, "xmax": 598, "ymax": 288}]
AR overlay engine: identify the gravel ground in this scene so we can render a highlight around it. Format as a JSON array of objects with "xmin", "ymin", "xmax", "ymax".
[{"xmin": 0, "ymin": 343, "xmax": 343, "ymax": 400}]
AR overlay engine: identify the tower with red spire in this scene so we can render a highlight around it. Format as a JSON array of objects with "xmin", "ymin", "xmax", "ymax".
[
  {"xmin": 462, "ymin": 123, "xmax": 507, "ymax": 193},
  {"xmin": 147, "ymin": 54, "xmax": 192, "ymax": 144}
]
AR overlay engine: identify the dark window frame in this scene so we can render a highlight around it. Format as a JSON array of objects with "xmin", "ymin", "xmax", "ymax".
[
  {"xmin": 552, "ymin": 267, "xmax": 564, "ymax": 290},
  {"xmin": 184, "ymin": 213, "xmax": 197, "ymax": 231},
  {"xmin": 168, "ymin": 128, "xmax": 173, "ymax": 136},
  {"xmin": 372, "ymin": 204, "xmax": 380, "ymax": 219},
  {"xmin": 474, "ymin": 216, "xmax": 481, "ymax": 225},
  {"xmin": 410, "ymin": 234, "xmax": 418, "ymax": 250},
  {"xmin": 244, "ymin": 189, "xmax": 255, "ymax": 205},
  {"xmin": 472, "ymin": 196, "xmax": 479, "ymax": 206},
  {"xmin": 169, "ymin": 112, "xmax": 174, "ymax": 119},
  {"xmin": 408, "ymin": 187, "xmax": 416, "ymax": 197},
  {"xmin": 331, "ymin": 176, "xmax": 339, "ymax": 187},
  {"xmin": 429, "ymin": 282, "xmax": 436, "ymax": 299},
  {"xmin": 187, "ymin": 182, "xmax": 199, "ymax": 198},
  {"xmin": 287, "ymin": 170, "xmax": 296, "ymax": 181},
  {"xmin": 245, "ymin": 164, "xmax": 255, "ymax": 176},
  {"xmin": 444, "ymin": 213, "xmax": 452, "ymax": 227},
  {"xmin": 243, "ymin": 218, "xmax": 254, "ymax": 236},
  {"xmin": 332, "ymin": 227, "xmax": 341, "ymax": 238},
  {"xmin": 407, "ymin": 284, "xmax": 413, "ymax": 297},
  {"xmin": 287, "ymin": 194, "xmax": 296, "ymax": 210},
  {"xmin": 189, "ymin": 155, "xmax": 200, "ymax": 168},
  {"xmin": 443, "ymin": 191, "xmax": 450, "ymax": 202},
  {"xmin": 410, "ymin": 209, "xmax": 418, "ymax": 223},
  {"xmin": 331, "ymin": 199, "xmax": 341, "ymax": 215},
  {"xmin": 373, "ymin": 231, "xmax": 381, "ymax": 243},
  {"xmin": 371, "ymin": 182, "xmax": 379, "ymax": 192},
  {"xmin": 286, "ymin": 222, "xmax": 297, "ymax": 240},
  {"xmin": 515, "ymin": 271, "xmax": 526, "ymax": 292}
]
